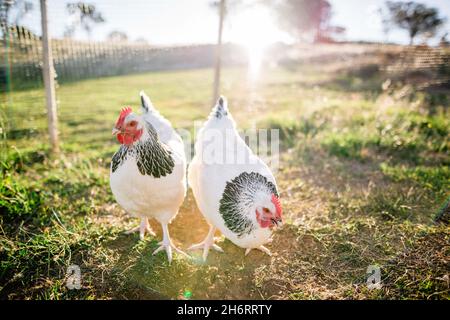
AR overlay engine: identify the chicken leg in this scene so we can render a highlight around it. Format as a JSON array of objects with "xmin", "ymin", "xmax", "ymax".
[
  {"xmin": 245, "ymin": 245, "xmax": 271, "ymax": 256},
  {"xmin": 188, "ymin": 226, "xmax": 224, "ymax": 261},
  {"xmin": 153, "ymin": 223, "xmax": 188, "ymax": 264},
  {"xmin": 125, "ymin": 218, "xmax": 156, "ymax": 240}
]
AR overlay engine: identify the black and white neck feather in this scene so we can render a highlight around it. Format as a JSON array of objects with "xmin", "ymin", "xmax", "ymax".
[
  {"xmin": 219, "ymin": 172, "xmax": 278, "ymax": 238},
  {"xmin": 211, "ymin": 96, "xmax": 228, "ymax": 119},
  {"xmin": 111, "ymin": 121, "xmax": 174, "ymax": 178}
]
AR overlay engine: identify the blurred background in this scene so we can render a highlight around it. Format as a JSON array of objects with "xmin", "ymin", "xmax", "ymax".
[
  {"xmin": 0, "ymin": 0, "xmax": 449, "ymax": 300},
  {"xmin": 2, "ymin": 1, "xmax": 449, "ymax": 98}
]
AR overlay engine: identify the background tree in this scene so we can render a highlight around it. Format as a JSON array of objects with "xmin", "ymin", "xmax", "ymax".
[
  {"xmin": 385, "ymin": 1, "xmax": 445, "ymax": 45},
  {"xmin": 271, "ymin": 0, "xmax": 334, "ymax": 43},
  {"xmin": 107, "ymin": 30, "xmax": 128, "ymax": 42},
  {"xmin": 439, "ymin": 32, "xmax": 449, "ymax": 47},
  {"xmin": 65, "ymin": 2, "xmax": 105, "ymax": 39}
]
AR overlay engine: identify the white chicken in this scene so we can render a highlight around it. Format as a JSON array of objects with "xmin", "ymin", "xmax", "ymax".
[
  {"xmin": 110, "ymin": 91, "xmax": 187, "ymax": 263},
  {"xmin": 188, "ymin": 96, "xmax": 283, "ymax": 261}
]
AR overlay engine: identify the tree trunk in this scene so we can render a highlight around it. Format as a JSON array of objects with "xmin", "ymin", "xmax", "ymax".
[{"xmin": 40, "ymin": 0, "xmax": 60, "ymax": 154}]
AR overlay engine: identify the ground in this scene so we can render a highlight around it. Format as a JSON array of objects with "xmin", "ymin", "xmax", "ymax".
[{"xmin": 0, "ymin": 44, "xmax": 449, "ymax": 300}]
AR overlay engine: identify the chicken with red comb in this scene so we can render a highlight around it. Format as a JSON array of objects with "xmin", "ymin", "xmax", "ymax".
[{"xmin": 110, "ymin": 91, "xmax": 187, "ymax": 264}]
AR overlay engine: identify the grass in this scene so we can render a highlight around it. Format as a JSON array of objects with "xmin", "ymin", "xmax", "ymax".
[{"xmin": 0, "ymin": 44, "xmax": 449, "ymax": 299}]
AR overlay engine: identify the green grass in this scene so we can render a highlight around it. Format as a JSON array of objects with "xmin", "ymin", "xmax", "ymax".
[{"xmin": 1, "ymin": 45, "xmax": 449, "ymax": 299}]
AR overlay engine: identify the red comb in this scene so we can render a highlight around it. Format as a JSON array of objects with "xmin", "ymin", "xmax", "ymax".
[
  {"xmin": 116, "ymin": 106, "xmax": 133, "ymax": 127},
  {"xmin": 120, "ymin": 106, "xmax": 132, "ymax": 118}
]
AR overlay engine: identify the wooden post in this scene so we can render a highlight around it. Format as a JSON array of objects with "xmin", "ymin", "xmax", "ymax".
[
  {"xmin": 40, "ymin": 0, "xmax": 59, "ymax": 153},
  {"xmin": 212, "ymin": 0, "xmax": 225, "ymax": 104}
]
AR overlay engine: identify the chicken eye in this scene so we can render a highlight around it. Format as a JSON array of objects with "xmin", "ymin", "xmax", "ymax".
[
  {"xmin": 263, "ymin": 208, "xmax": 270, "ymax": 214},
  {"xmin": 128, "ymin": 121, "xmax": 137, "ymax": 127}
]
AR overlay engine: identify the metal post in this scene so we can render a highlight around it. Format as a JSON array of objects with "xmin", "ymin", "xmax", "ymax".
[
  {"xmin": 40, "ymin": 0, "xmax": 59, "ymax": 153},
  {"xmin": 212, "ymin": 0, "xmax": 225, "ymax": 104}
]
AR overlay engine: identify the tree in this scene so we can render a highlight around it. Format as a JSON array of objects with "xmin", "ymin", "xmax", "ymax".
[
  {"xmin": 107, "ymin": 30, "xmax": 128, "ymax": 42},
  {"xmin": 386, "ymin": 1, "xmax": 445, "ymax": 45},
  {"xmin": 439, "ymin": 32, "xmax": 449, "ymax": 47},
  {"xmin": 270, "ymin": 0, "xmax": 333, "ymax": 43},
  {"xmin": 64, "ymin": 2, "xmax": 105, "ymax": 39}
]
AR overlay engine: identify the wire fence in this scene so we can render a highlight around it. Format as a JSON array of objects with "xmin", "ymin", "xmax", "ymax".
[
  {"xmin": 2, "ymin": 29, "xmax": 248, "ymax": 90},
  {"xmin": 0, "ymin": 0, "xmax": 245, "ymax": 91}
]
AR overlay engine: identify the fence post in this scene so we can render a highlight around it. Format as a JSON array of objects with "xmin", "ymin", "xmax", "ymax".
[
  {"xmin": 40, "ymin": 0, "xmax": 59, "ymax": 154},
  {"xmin": 212, "ymin": 0, "xmax": 225, "ymax": 104}
]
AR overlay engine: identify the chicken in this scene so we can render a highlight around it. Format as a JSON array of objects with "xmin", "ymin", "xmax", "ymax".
[
  {"xmin": 110, "ymin": 91, "xmax": 187, "ymax": 263},
  {"xmin": 188, "ymin": 96, "xmax": 282, "ymax": 261}
]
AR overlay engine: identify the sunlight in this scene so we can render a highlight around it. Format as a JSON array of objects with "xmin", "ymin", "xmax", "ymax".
[{"xmin": 228, "ymin": 7, "xmax": 284, "ymax": 76}]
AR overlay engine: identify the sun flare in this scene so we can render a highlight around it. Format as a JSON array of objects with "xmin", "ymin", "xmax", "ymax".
[{"xmin": 228, "ymin": 6, "xmax": 285, "ymax": 76}]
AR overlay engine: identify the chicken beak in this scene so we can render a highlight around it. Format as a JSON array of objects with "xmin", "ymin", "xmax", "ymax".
[
  {"xmin": 112, "ymin": 128, "xmax": 120, "ymax": 135},
  {"xmin": 271, "ymin": 217, "xmax": 283, "ymax": 228},
  {"xmin": 276, "ymin": 218, "xmax": 283, "ymax": 227}
]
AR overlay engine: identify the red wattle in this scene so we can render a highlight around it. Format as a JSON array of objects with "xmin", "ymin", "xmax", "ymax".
[
  {"xmin": 259, "ymin": 219, "xmax": 272, "ymax": 228},
  {"xmin": 117, "ymin": 129, "xmax": 143, "ymax": 146},
  {"xmin": 256, "ymin": 210, "xmax": 272, "ymax": 228},
  {"xmin": 117, "ymin": 133, "xmax": 125, "ymax": 144}
]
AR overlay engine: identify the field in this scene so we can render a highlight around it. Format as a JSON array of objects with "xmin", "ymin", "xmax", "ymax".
[{"xmin": 1, "ymin": 44, "xmax": 449, "ymax": 299}]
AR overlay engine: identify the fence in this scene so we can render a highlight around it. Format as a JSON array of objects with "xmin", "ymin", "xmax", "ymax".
[
  {"xmin": 0, "ymin": 0, "xmax": 249, "ymax": 93},
  {"xmin": 1, "ymin": 28, "xmax": 247, "ymax": 91}
]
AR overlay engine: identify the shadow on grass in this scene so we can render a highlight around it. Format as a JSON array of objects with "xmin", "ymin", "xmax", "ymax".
[{"xmin": 100, "ymin": 229, "xmax": 273, "ymax": 299}]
